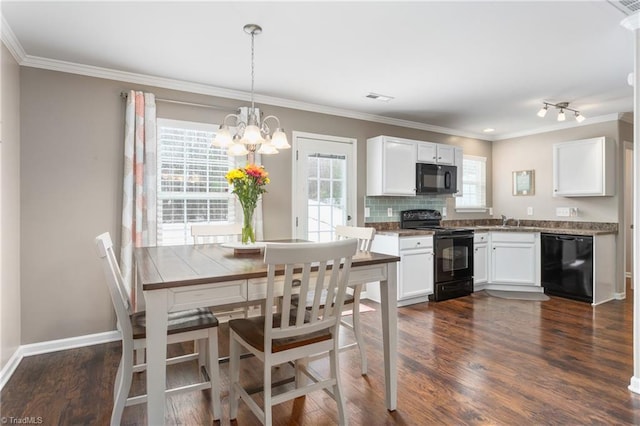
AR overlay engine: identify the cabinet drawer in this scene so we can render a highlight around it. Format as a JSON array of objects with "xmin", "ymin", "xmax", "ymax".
[
  {"xmin": 168, "ymin": 280, "xmax": 246, "ymax": 312},
  {"xmin": 474, "ymin": 233, "xmax": 488, "ymax": 243},
  {"xmin": 399, "ymin": 236, "xmax": 433, "ymax": 250},
  {"xmin": 490, "ymin": 232, "xmax": 536, "ymax": 243}
]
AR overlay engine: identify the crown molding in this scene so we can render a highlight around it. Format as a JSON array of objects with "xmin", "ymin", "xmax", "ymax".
[
  {"xmin": 1, "ymin": 16, "xmax": 26, "ymax": 63},
  {"xmin": 16, "ymin": 52, "xmax": 489, "ymax": 141},
  {"xmin": 621, "ymin": 12, "xmax": 640, "ymax": 31},
  {"xmin": 494, "ymin": 113, "xmax": 624, "ymax": 141}
]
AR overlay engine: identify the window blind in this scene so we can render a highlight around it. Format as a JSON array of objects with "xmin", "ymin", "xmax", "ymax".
[
  {"xmin": 156, "ymin": 119, "xmax": 234, "ymax": 245},
  {"xmin": 456, "ymin": 155, "xmax": 487, "ymax": 209}
]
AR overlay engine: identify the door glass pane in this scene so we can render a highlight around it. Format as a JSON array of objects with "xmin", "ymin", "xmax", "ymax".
[{"xmin": 306, "ymin": 153, "xmax": 347, "ymax": 242}]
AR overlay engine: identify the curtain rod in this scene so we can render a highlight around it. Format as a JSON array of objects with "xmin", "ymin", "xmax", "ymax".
[{"xmin": 120, "ymin": 91, "xmax": 232, "ymax": 112}]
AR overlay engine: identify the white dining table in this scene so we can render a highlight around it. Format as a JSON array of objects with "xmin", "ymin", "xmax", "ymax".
[{"xmin": 134, "ymin": 241, "xmax": 400, "ymax": 425}]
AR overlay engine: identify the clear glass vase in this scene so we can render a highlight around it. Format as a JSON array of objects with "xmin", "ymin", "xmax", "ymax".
[{"xmin": 241, "ymin": 206, "xmax": 256, "ymax": 244}]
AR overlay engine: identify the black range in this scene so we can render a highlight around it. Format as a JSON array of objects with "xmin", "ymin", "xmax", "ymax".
[{"xmin": 400, "ymin": 209, "xmax": 474, "ymax": 301}]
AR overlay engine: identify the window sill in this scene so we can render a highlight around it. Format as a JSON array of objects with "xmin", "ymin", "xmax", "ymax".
[{"xmin": 455, "ymin": 207, "xmax": 489, "ymax": 213}]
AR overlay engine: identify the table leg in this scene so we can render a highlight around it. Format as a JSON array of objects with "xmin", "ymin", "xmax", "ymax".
[
  {"xmin": 379, "ymin": 262, "xmax": 398, "ymax": 411},
  {"xmin": 144, "ymin": 290, "xmax": 169, "ymax": 425}
]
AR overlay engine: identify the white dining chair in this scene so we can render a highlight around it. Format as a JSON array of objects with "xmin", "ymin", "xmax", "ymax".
[
  {"xmin": 291, "ymin": 225, "xmax": 375, "ymax": 375},
  {"xmin": 228, "ymin": 239, "xmax": 358, "ymax": 425},
  {"xmin": 333, "ymin": 225, "xmax": 375, "ymax": 375},
  {"xmin": 95, "ymin": 232, "xmax": 222, "ymax": 425},
  {"xmin": 191, "ymin": 222, "xmax": 242, "ymax": 244}
]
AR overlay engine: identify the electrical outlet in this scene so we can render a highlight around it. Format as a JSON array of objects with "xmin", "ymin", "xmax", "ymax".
[
  {"xmin": 442, "ymin": 207, "xmax": 447, "ymax": 217},
  {"xmin": 527, "ymin": 207, "xmax": 534, "ymax": 216},
  {"xmin": 364, "ymin": 207, "xmax": 370, "ymax": 217},
  {"xmin": 489, "ymin": 207, "xmax": 493, "ymax": 216},
  {"xmin": 387, "ymin": 207, "xmax": 393, "ymax": 217},
  {"xmin": 556, "ymin": 207, "xmax": 570, "ymax": 217}
]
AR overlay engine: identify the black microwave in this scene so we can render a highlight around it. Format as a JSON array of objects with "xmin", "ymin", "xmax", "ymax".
[{"xmin": 416, "ymin": 163, "xmax": 457, "ymax": 194}]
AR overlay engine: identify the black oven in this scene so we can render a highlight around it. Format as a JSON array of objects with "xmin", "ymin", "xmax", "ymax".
[
  {"xmin": 401, "ymin": 209, "xmax": 474, "ymax": 301},
  {"xmin": 432, "ymin": 232, "xmax": 474, "ymax": 301}
]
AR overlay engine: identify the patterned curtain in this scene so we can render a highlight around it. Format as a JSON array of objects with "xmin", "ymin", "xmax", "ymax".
[{"xmin": 120, "ymin": 90, "xmax": 157, "ymax": 309}]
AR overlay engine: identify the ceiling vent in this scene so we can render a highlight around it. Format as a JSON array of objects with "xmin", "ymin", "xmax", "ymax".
[
  {"xmin": 366, "ymin": 93, "xmax": 394, "ymax": 102},
  {"xmin": 607, "ymin": 0, "xmax": 640, "ymax": 15}
]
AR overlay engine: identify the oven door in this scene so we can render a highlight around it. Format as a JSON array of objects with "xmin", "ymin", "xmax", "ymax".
[{"xmin": 434, "ymin": 233, "xmax": 474, "ymax": 283}]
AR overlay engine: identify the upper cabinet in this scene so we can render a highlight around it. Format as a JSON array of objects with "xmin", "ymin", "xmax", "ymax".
[
  {"xmin": 366, "ymin": 136, "xmax": 417, "ymax": 196},
  {"xmin": 417, "ymin": 142, "xmax": 455, "ymax": 165},
  {"xmin": 552, "ymin": 137, "xmax": 615, "ymax": 197}
]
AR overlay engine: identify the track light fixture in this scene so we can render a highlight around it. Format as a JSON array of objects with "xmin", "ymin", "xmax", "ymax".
[{"xmin": 537, "ymin": 101, "xmax": 585, "ymax": 123}]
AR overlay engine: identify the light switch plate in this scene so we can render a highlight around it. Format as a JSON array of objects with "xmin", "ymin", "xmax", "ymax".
[
  {"xmin": 489, "ymin": 207, "xmax": 493, "ymax": 216},
  {"xmin": 556, "ymin": 207, "xmax": 570, "ymax": 217},
  {"xmin": 387, "ymin": 207, "xmax": 393, "ymax": 217},
  {"xmin": 442, "ymin": 207, "xmax": 447, "ymax": 217}
]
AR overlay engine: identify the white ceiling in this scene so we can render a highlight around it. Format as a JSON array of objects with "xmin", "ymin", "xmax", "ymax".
[{"xmin": 1, "ymin": 1, "xmax": 635, "ymax": 140}]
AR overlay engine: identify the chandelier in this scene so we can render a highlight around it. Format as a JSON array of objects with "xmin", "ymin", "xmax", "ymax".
[
  {"xmin": 212, "ymin": 24, "xmax": 290, "ymax": 158},
  {"xmin": 537, "ymin": 101, "xmax": 585, "ymax": 123}
]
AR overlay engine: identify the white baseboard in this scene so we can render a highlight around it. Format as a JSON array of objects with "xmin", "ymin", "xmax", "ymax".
[
  {"xmin": 0, "ymin": 330, "xmax": 121, "ymax": 391},
  {"xmin": 614, "ymin": 292, "xmax": 626, "ymax": 300},
  {"xmin": 0, "ymin": 346, "xmax": 24, "ymax": 390},
  {"xmin": 629, "ymin": 376, "xmax": 640, "ymax": 394}
]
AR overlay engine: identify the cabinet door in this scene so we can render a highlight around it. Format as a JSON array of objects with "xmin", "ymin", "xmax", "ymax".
[
  {"xmin": 474, "ymin": 243, "xmax": 488, "ymax": 284},
  {"xmin": 417, "ymin": 143, "xmax": 437, "ymax": 163},
  {"xmin": 436, "ymin": 145, "xmax": 455, "ymax": 165},
  {"xmin": 399, "ymin": 249, "xmax": 433, "ymax": 299},
  {"xmin": 491, "ymin": 243, "xmax": 537, "ymax": 285},
  {"xmin": 553, "ymin": 137, "xmax": 615, "ymax": 197},
  {"xmin": 453, "ymin": 147, "xmax": 463, "ymax": 197},
  {"xmin": 383, "ymin": 139, "xmax": 417, "ymax": 195}
]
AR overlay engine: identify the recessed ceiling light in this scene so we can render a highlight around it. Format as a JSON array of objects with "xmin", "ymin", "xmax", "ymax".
[
  {"xmin": 365, "ymin": 92, "xmax": 394, "ymax": 102},
  {"xmin": 483, "ymin": 128, "xmax": 495, "ymax": 133}
]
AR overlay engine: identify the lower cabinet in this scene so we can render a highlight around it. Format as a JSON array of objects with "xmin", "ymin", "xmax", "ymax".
[
  {"xmin": 473, "ymin": 233, "xmax": 488, "ymax": 285},
  {"xmin": 490, "ymin": 232, "xmax": 539, "ymax": 286},
  {"xmin": 368, "ymin": 234, "xmax": 434, "ymax": 306},
  {"xmin": 474, "ymin": 231, "xmax": 541, "ymax": 292}
]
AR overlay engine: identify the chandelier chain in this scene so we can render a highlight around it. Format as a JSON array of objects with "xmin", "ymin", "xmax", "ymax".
[{"xmin": 250, "ymin": 29, "xmax": 255, "ymax": 111}]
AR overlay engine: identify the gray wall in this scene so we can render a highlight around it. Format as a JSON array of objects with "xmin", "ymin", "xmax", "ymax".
[
  {"xmin": 1, "ymin": 43, "xmax": 21, "ymax": 369},
  {"xmin": 20, "ymin": 67, "xmax": 492, "ymax": 344}
]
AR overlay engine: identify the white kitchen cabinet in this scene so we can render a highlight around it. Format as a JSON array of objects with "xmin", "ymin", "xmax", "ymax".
[
  {"xmin": 368, "ymin": 234, "xmax": 433, "ymax": 306},
  {"xmin": 473, "ymin": 233, "xmax": 488, "ymax": 285},
  {"xmin": 366, "ymin": 136, "xmax": 417, "ymax": 196},
  {"xmin": 453, "ymin": 147, "xmax": 463, "ymax": 197},
  {"xmin": 417, "ymin": 142, "xmax": 455, "ymax": 165},
  {"xmin": 490, "ymin": 232, "xmax": 540, "ymax": 287},
  {"xmin": 552, "ymin": 136, "xmax": 615, "ymax": 197}
]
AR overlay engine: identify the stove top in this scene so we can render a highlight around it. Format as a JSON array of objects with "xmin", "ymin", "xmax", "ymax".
[{"xmin": 400, "ymin": 209, "xmax": 473, "ymax": 235}]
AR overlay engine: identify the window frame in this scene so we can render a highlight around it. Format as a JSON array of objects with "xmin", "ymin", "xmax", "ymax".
[
  {"xmin": 455, "ymin": 154, "xmax": 488, "ymax": 213},
  {"xmin": 156, "ymin": 118, "xmax": 236, "ymax": 245}
]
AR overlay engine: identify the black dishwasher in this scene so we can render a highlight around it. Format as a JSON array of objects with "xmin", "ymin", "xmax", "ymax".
[{"xmin": 541, "ymin": 233, "xmax": 593, "ymax": 303}]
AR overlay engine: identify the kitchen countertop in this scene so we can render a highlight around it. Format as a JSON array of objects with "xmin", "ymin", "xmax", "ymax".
[{"xmin": 370, "ymin": 221, "xmax": 618, "ymax": 237}]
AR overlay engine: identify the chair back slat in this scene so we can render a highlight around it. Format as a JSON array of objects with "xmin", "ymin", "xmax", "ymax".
[
  {"xmin": 263, "ymin": 239, "xmax": 357, "ymax": 344},
  {"xmin": 95, "ymin": 232, "xmax": 134, "ymax": 339},
  {"xmin": 191, "ymin": 223, "xmax": 242, "ymax": 244},
  {"xmin": 335, "ymin": 225, "xmax": 375, "ymax": 252}
]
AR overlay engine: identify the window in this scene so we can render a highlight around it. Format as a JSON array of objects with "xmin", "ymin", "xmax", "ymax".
[
  {"xmin": 156, "ymin": 119, "xmax": 235, "ymax": 245},
  {"xmin": 455, "ymin": 155, "xmax": 487, "ymax": 210}
]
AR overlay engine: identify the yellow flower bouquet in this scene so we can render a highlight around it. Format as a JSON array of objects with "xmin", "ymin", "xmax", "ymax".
[{"xmin": 225, "ymin": 164, "xmax": 270, "ymax": 244}]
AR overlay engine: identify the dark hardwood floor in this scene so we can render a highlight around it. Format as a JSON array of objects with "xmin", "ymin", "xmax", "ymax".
[{"xmin": 2, "ymin": 285, "xmax": 639, "ymax": 425}]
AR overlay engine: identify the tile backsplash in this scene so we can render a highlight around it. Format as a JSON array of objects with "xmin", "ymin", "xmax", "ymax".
[{"xmin": 364, "ymin": 195, "xmax": 447, "ymax": 223}]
